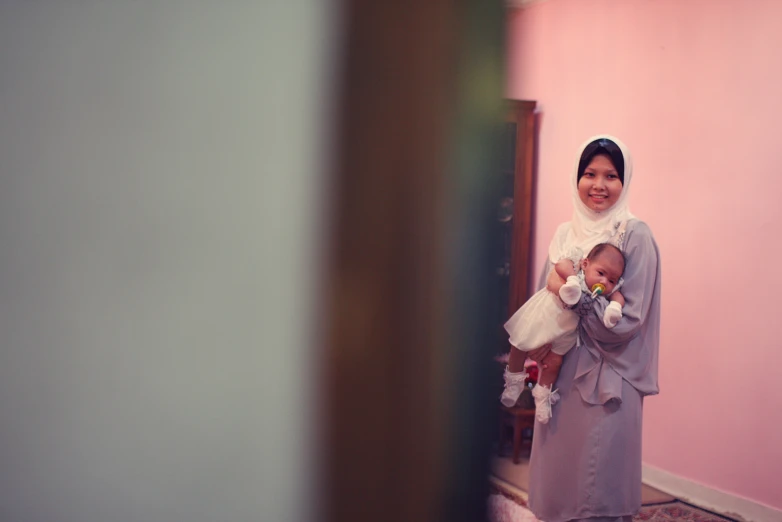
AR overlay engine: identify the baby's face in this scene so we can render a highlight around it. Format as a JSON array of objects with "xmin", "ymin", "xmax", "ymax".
[{"xmin": 582, "ymin": 254, "xmax": 623, "ymax": 295}]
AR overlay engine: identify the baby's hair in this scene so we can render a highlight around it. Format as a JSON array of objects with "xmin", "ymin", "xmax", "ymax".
[{"xmin": 587, "ymin": 243, "xmax": 626, "ymax": 276}]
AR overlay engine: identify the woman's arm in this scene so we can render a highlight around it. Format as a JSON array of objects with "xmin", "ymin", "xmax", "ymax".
[{"xmin": 579, "ymin": 222, "xmax": 660, "ymax": 346}]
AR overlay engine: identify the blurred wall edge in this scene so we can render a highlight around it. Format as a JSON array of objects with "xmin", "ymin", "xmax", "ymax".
[{"xmin": 322, "ymin": 1, "xmax": 507, "ymax": 522}]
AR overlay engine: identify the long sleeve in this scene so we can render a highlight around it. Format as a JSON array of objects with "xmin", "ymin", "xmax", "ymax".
[
  {"xmin": 571, "ymin": 220, "xmax": 662, "ymax": 404},
  {"xmin": 579, "ymin": 221, "xmax": 660, "ymax": 349}
]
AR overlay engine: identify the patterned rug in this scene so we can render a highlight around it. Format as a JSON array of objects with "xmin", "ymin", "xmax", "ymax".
[
  {"xmin": 635, "ymin": 502, "xmax": 736, "ymax": 522},
  {"xmin": 487, "ymin": 493, "xmax": 737, "ymax": 522}
]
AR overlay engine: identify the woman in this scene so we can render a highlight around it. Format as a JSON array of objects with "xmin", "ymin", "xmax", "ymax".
[{"xmin": 527, "ymin": 135, "xmax": 661, "ymax": 522}]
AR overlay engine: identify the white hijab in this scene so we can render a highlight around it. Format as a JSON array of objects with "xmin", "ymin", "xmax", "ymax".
[{"xmin": 548, "ymin": 134, "xmax": 636, "ymax": 263}]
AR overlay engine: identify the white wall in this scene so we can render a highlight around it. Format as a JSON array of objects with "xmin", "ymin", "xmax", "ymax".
[{"xmin": 0, "ymin": 2, "xmax": 335, "ymax": 520}]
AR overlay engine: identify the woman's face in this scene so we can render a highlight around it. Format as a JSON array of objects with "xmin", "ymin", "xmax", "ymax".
[{"xmin": 577, "ymin": 154, "xmax": 623, "ymax": 212}]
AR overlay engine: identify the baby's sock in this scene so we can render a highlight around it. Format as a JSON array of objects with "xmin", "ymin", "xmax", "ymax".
[
  {"xmin": 531, "ymin": 383, "xmax": 560, "ymax": 424},
  {"xmin": 500, "ymin": 366, "xmax": 529, "ymax": 408}
]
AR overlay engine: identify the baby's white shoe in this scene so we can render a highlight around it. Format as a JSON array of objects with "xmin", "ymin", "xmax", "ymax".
[
  {"xmin": 559, "ymin": 275, "xmax": 582, "ymax": 306},
  {"xmin": 603, "ymin": 300, "xmax": 623, "ymax": 328},
  {"xmin": 531, "ymin": 383, "xmax": 560, "ymax": 424},
  {"xmin": 500, "ymin": 366, "xmax": 529, "ymax": 407}
]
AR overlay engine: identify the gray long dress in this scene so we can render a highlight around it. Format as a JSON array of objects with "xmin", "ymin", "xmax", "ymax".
[{"xmin": 528, "ymin": 219, "xmax": 661, "ymax": 522}]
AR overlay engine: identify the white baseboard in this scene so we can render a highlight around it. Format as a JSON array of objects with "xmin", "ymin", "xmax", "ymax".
[
  {"xmin": 489, "ymin": 474, "xmax": 529, "ymax": 503},
  {"xmin": 642, "ymin": 464, "xmax": 782, "ymax": 522}
]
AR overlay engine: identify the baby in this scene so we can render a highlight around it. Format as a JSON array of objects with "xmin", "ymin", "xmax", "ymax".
[{"xmin": 501, "ymin": 243, "xmax": 626, "ymax": 423}]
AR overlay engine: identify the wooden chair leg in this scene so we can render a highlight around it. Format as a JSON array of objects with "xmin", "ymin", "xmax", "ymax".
[
  {"xmin": 498, "ymin": 414, "xmax": 505, "ymax": 457},
  {"xmin": 497, "ymin": 413, "xmax": 504, "ymax": 457}
]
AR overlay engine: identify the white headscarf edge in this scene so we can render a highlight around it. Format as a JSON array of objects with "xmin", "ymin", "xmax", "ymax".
[{"xmin": 548, "ymin": 134, "xmax": 636, "ymax": 264}]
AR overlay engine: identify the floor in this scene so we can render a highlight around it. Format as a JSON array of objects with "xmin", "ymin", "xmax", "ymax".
[{"xmin": 490, "ymin": 455, "xmax": 676, "ymax": 505}]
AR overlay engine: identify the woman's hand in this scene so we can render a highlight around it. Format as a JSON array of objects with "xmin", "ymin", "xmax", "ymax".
[{"xmin": 527, "ymin": 344, "xmax": 552, "ymax": 368}]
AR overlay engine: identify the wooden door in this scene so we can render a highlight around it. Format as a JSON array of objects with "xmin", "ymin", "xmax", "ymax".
[{"xmin": 506, "ymin": 100, "xmax": 537, "ymax": 318}]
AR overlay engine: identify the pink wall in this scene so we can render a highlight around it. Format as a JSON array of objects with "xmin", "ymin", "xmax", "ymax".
[{"xmin": 507, "ymin": 0, "xmax": 782, "ymax": 511}]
